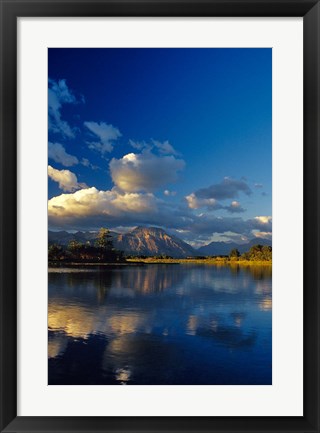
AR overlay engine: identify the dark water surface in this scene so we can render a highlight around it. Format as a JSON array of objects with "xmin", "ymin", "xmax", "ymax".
[{"xmin": 48, "ymin": 264, "xmax": 272, "ymax": 385}]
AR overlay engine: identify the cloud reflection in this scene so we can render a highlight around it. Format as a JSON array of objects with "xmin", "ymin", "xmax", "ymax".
[
  {"xmin": 48, "ymin": 263, "xmax": 272, "ymax": 384},
  {"xmin": 48, "ymin": 333, "xmax": 68, "ymax": 358},
  {"xmin": 259, "ymin": 297, "xmax": 272, "ymax": 311},
  {"xmin": 48, "ymin": 304, "xmax": 96, "ymax": 339}
]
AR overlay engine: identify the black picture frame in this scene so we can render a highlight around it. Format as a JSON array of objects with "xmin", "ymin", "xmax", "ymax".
[{"xmin": 0, "ymin": 1, "xmax": 319, "ymax": 432}]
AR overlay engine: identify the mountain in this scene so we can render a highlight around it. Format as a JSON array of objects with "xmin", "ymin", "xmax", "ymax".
[
  {"xmin": 48, "ymin": 226, "xmax": 196, "ymax": 258},
  {"xmin": 197, "ymin": 241, "xmax": 241, "ymax": 257},
  {"xmin": 115, "ymin": 226, "xmax": 196, "ymax": 258},
  {"xmin": 197, "ymin": 237, "xmax": 272, "ymax": 256}
]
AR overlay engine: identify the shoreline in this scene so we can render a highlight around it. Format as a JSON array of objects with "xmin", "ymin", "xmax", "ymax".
[
  {"xmin": 49, "ymin": 259, "xmax": 271, "ymax": 267},
  {"xmin": 126, "ymin": 258, "xmax": 272, "ymax": 266}
]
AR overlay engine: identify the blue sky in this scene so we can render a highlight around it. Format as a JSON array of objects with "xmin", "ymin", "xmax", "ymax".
[{"xmin": 48, "ymin": 48, "xmax": 272, "ymax": 246}]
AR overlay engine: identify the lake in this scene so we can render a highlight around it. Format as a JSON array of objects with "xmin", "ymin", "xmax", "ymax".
[{"xmin": 48, "ymin": 263, "xmax": 272, "ymax": 385}]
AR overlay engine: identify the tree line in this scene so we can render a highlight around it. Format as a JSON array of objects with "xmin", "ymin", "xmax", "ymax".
[
  {"xmin": 229, "ymin": 244, "xmax": 272, "ymax": 261},
  {"xmin": 48, "ymin": 228, "xmax": 124, "ymax": 263}
]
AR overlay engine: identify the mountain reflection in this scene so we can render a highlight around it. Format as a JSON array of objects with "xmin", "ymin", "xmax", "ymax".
[
  {"xmin": 111, "ymin": 265, "xmax": 185, "ymax": 293},
  {"xmin": 49, "ymin": 264, "xmax": 188, "ymax": 297},
  {"xmin": 48, "ymin": 264, "xmax": 272, "ymax": 385}
]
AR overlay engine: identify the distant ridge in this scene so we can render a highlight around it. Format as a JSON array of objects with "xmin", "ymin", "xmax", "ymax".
[
  {"xmin": 197, "ymin": 237, "xmax": 272, "ymax": 256},
  {"xmin": 48, "ymin": 227, "xmax": 271, "ymax": 258}
]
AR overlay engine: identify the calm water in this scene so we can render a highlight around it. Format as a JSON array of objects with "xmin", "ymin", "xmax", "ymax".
[{"xmin": 48, "ymin": 264, "xmax": 272, "ymax": 385}]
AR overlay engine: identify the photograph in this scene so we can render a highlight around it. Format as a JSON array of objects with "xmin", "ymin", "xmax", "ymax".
[
  {"xmin": 1, "ymin": 0, "xmax": 319, "ymax": 429},
  {"xmin": 48, "ymin": 47, "xmax": 272, "ymax": 385}
]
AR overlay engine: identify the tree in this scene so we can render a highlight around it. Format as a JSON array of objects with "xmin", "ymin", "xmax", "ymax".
[
  {"xmin": 95, "ymin": 228, "xmax": 113, "ymax": 250},
  {"xmin": 241, "ymin": 252, "xmax": 250, "ymax": 261},
  {"xmin": 248, "ymin": 244, "xmax": 266, "ymax": 261},
  {"xmin": 240, "ymin": 244, "xmax": 272, "ymax": 261},
  {"xmin": 66, "ymin": 240, "xmax": 85, "ymax": 261},
  {"xmin": 95, "ymin": 228, "xmax": 117, "ymax": 261},
  {"xmin": 47, "ymin": 228, "xmax": 125, "ymax": 263},
  {"xmin": 67, "ymin": 240, "xmax": 83, "ymax": 252},
  {"xmin": 261, "ymin": 245, "xmax": 272, "ymax": 260},
  {"xmin": 48, "ymin": 244, "xmax": 63, "ymax": 261},
  {"xmin": 229, "ymin": 248, "xmax": 240, "ymax": 259}
]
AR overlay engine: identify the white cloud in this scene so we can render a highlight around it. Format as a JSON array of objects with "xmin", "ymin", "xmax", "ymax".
[
  {"xmin": 224, "ymin": 200, "xmax": 246, "ymax": 214},
  {"xmin": 81, "ymin": 158, "xmax": 99, "ymax": 170},
  {"xmin": 48, "ymin": 187, "xmax": 158, "ymax": 227},
  {"xmin": 81, "ymin": 158, "xmax": 91, "ymax": 167},
  {"xmin": 48, "ymin": 187, "xmax": 155, "ymax": 217},
  {"xmin": 164, "ymin": 190, "xmax": 177, "ymax": 197},
  {"xmin": 252, "ymin": 231, "xmax": 272, "ymax": 240},
  {"xmin": 48, "ymin": 78, "xmax": 78, "ymax": 138},
  {"xmin": 185, "ymin": 195, "xmax": 246, "ymax": 214},
  {"xmin": 185, "ymin": 193, "xmax": 220, "ymax": 210},
  {"xmin": 48, "ymin": 165, "xmax": 86, "ymax": 192},
  {"xmin": 84, "ymin": 121, "xmax": 122, "ymax": 154},
  {"xmin": 254, "ymin": 216, "xmax": 272, "ymax": 225},
  {"xmin": 129, "ymin": 139, "xmax": 178, "ymax": 156},
  {"xmin": 152, "ymin": 139, "xmax": 178, "ymax": 155},
  {"xmin": 48, "ymin": 142, "xmax": 79, "ymax": 167},
  {"xmin": 109, "ymin": 150, "xmax": 185, "ymax": 193},
  {"xmin": 129, "ymin": 139, "xmax": 148, "ymax": 151},
  {"xmin": 48, "ymin": 184, "xmax": 272, "ymax": 242}
]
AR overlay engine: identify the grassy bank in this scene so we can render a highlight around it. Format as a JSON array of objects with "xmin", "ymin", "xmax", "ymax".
[
  {"xmin": 126, "ymin": 258, "xmax": 272, "ymax": 266},
  {"xmin": 49, "ymin": 258, "xmax": 271, "ymax": 267}
]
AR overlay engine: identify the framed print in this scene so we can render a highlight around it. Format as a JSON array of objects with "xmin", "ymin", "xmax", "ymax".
[{"xmin": 0, "ymin": 1, "xmax": 319, "ymax": 432}]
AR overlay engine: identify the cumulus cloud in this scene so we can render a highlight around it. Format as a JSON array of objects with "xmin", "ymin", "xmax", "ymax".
[
  {"xmin": 48, "ymin": 142, "xmax": 79, "ymax": 167},
  {"xmin": 224, "ymin": 201, "xmax": 246, "ymax": 214},
  {"xmin": 185, "ymin": 193, "xmax": 222, "ymax": 210},
  {"xmin": 185, "ymin": 195, "xmax": 245, "ymax": 214},
  {"xmin": 84, "ymin": 121, "xmax": 121, "ymax": 154},
  {"xmin": 253, "ymin": 231, "xmax": 272, "ymax": 240},
  {"xmin": 48, "ymin": 187, "xmax": 160, "ymax": 229},
  {"xmin": 109, "ymin": 150, "xmax": 185, "ymax": 193},
  {"xmin": 48, "ymin": 78, "xmax": 78, "ymax": 138},
  {"xmin": 192, "ymin": 177, "xmax": 252, "ymax": 202},
  {"xmin": 48, "ymin": 181, "xmax": 271, "ymax": 243},
  {"xmin": 48, "ymin": 165, "xmax": 86, "ymax": 192},
  {"xmin": 254, "ymin": 216, "xmax": 272, "ymax": 225},
  {"xmin": 48, "ymin": 183, "xmax": 196, "ymax": 230}
]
